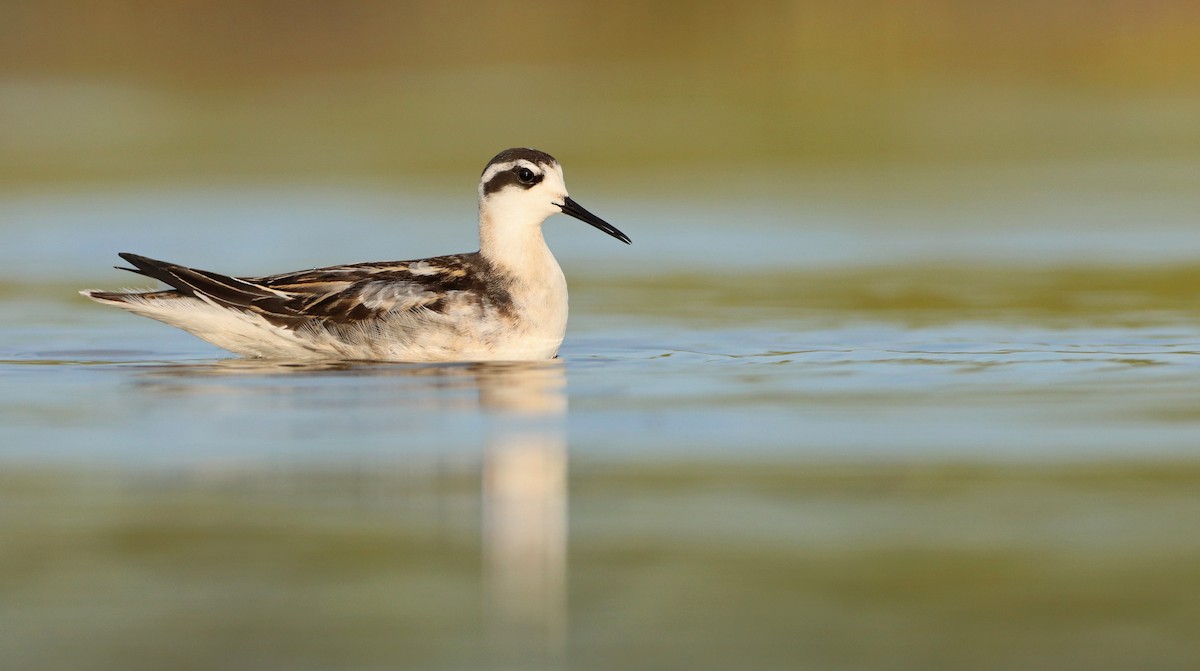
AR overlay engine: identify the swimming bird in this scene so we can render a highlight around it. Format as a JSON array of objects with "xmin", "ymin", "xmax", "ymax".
[{"xmin": 81, "ymin": 148, "xmax": 630, "ymax": 361}]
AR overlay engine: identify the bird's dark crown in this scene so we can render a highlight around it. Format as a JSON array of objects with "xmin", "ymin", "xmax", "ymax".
[{"xmin": 482, "ymin": 148, "xmax": 558, "ymax": 174}]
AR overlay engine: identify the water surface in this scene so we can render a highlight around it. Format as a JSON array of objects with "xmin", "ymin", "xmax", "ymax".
[{"xmin": 2, "ymin": 183, "xmax": 1199, "ymax": 670}]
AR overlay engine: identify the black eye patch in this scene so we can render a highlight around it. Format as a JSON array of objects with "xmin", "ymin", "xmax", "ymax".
[{"xmin": 482, "ymin": 165, "xmax": 545, "ymax": 194}]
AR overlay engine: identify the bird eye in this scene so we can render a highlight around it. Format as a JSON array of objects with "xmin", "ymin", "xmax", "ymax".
[{"xmin": 516, "ymin": 167, "xmax": 536, "ymax": 184}]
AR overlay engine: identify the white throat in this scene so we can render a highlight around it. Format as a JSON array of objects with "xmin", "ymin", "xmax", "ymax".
[{"xmin": 478, "ymin": 204, "xmax": 557, "ymax": 273}]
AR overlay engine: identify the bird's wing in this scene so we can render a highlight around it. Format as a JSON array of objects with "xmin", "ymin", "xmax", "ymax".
[{"xmin": 113, "ymin": 252, "xmax": 485, "ymax": 328}]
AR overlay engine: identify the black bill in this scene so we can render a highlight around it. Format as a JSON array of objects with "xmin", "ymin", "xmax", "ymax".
[{"xmin": 558, "ymin": 196, "xmax": 631, "ymax": 244}]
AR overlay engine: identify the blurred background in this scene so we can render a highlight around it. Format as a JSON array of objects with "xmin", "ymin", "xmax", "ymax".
[
  {"xmin": 4, "ymin": 0, "xmax": 1199, "ymax": 274},
  {"xmin": 3, "ymin": 2, "xmax": 1200, "ymax": 670},
  {"xmin": 1, "ymin": 0, "xmax": 1199, "ymax": 179}
]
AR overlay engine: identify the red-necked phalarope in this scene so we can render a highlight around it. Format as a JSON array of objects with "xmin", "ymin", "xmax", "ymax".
[{"xmin": 81, "ymin": 148, "xmax": 630, "ymax": 361}]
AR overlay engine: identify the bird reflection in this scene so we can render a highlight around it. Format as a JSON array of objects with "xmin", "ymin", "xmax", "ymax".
[
  {"xmin": 482, "ymin": 393, "xmax": 566, "ymax": 662},
  {"xmin": 403, "ymin": 361, "xmax": 569, "ymax": 659},
  {"xmin": 128, "ymin": 357, "xmax": 569, "ymax": 659}
]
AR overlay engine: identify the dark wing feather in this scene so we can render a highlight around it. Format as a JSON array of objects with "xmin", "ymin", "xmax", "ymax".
[
  {"xmin": 113, "ymin": 252, "xmax": 493, "ymax": 328},
  {"xmin": 118, "ymin": 253, "xmax": 309, "ymax": 326}
]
